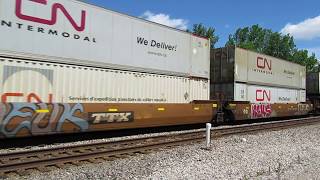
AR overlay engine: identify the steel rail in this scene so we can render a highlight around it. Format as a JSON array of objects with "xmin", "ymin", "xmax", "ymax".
[{"xmin": 0, "ymin": 116, "xmax": 319, "ymax": 176}]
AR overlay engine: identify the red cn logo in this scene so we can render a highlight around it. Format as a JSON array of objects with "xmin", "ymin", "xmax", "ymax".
[
  {"xmin": 257, "ymin": 57, "xmax": 272, "ymax": 70},
  {"xmin": 256, "ymin": 89, "xmax": 271, "ymax": 102},
  {"xmin": 15, "ymin": 0, "xmax": 86, "ymax": 32},
  {"xmin": 1, "ymin": 92, "xmax": 53, "ymax": 103}
]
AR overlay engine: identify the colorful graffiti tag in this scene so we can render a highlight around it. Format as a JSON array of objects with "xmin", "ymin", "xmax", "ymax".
[
  {"xmin": 251, "ymin": 104, "xmax": 272, "ymax": 118},
  {"xmin": 0, "ymin": 103, "xmax": 89, "ymax": 138}
]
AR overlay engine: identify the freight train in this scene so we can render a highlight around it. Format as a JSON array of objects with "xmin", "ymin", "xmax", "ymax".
[{"xmin": 0, "ymin": 0, "xmax": 315, "ymax": 138}]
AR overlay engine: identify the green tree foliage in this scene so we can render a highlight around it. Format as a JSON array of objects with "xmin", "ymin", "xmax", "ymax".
[
  {"xmin": 190, "ymin": 23, "xmax": 219, "ymax": 48},
  {"xmin": 226, "ymin": 24, "xmax": 318, "ymax": 72},
  {"xmin": 292, "ymin": 50, "xmax": 318, "ymax": 72}
]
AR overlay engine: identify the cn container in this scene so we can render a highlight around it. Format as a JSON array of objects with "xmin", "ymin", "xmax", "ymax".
[
  {"xmin": 211, "ymin": 46, "xmax": 306, "ymax": 103},
  {"xmin": 0, "ymin": 57, "xmax": 209, "ymax": 103},
  {"xmin": 0, "ymin": 0, "xmax": 210, "ymax": 79}
]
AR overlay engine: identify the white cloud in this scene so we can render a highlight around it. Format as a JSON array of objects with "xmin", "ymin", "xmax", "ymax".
[
  {"xmin": 281, "ymin": 15, "xmax": 320, "ymax": 40},
  {"xmin": 307, "ymin": 47, "xmax": 320, "ymax": 59},
  {"xmin": 141, "ymin": 11, "xmax": 188, "ymax": 30}
]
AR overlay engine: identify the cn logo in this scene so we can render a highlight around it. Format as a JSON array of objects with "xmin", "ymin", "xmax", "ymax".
[
  {"xmin": 15, "ymin": 0, "xmax": 86, "ymax": 32},
  {"xmin": 257, "ymin": 57, "xmax": 272, "ymax": 70},
  {"xmin": 256, "ymin": 89, "xmax": 271, "ymax": 102},
  {"xmin": 1, "ymin": 92, "xmax": 53, "ymax": 103}
]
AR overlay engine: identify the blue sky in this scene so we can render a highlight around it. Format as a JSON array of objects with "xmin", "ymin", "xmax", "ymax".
[{"xmin": 85, "ymin": 0, "xmax": 320, "ymax": 59}]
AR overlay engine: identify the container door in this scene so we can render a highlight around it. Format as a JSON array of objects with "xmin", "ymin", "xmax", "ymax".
[{"xmin": 190, "ymin": 36, "xmax": 210, "ymax": 79}]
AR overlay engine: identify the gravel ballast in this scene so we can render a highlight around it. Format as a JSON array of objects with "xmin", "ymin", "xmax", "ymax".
[{"xmin": 3, "ymin": 123, "xmax": 320, "ymax": 179}]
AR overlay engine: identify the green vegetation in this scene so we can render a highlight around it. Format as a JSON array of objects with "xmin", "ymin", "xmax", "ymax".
[
  {"xmin": 189, "ymin": 23, "xmax": 219, "ymax": 48},
  {"xmin": 226, "ymin": 24, "xmax": 318, "ymax": 72}
]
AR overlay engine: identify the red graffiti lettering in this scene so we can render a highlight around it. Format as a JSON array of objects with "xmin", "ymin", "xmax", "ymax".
[{"xmin": 251, "ymin": 104, "xmax": 272, "ymax": 118}]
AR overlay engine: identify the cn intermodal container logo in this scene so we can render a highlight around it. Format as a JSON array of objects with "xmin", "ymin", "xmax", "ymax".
[
  {"xmin": 256, "ymin": 89, "xmax": 271, "ymax": 102},
  {"xmin": 0, "ymin": 0, "xmax": 96, "ymax": 43},
  {"xmin": 16, "ymin": 0, "xmax": 86, "ymax": 32},
  {"xmin": 254, "ymin": 57, "xmax": 272, "ymax": 75}
]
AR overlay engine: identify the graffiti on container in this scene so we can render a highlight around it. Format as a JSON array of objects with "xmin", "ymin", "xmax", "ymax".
[
  {"xmin": 0, "ymin": 103, "xmax": 88, "ymax": 138},
  {"xmin": 251, "ymin": 104, "xmax": 272, "ymax": 118}
]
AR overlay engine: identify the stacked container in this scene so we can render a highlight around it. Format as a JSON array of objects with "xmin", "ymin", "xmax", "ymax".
[
  {"xmin": 0, "ymin": 0, "xmax": 210, "ymax": 103},
  {"xmin": 211, "ymin": 47, "xmax": 306, "ymax": 103},
  {"xmin": 307, "ymin": 72, "xmax": 320, "ymax": 95}
]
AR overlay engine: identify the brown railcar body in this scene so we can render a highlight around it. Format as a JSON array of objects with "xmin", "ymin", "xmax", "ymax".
[
  {"xmin": 0, "ymin": 103, "xmax": 216, "ymax": 138},
  {"xmin": 223, "ymin": 102, "xmax": 311, "ymax": 121}
]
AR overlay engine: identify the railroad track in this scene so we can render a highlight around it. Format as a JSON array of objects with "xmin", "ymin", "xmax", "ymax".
[{"xmin": 0, "ymin": 116, "xmax": 320, "ymax": 177}]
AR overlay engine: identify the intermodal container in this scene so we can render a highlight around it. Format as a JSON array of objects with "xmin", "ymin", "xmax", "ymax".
[
  {"xmin": 234, "ymin": 83, "xmax": 306, "ymax": 103},
  {"xmin": 306, "ymin": 72, "xmax": 320, "ymax": 95},
  {"xmin": 211, "ymin": 46, "xmax": 306, "ymax": 103},
  {"xmin": 0, "ymin": 0, "xmax": 210, "ymax": 78},
  {"xmin": 235, "ymin": 48, "xmax": 305, "ymax": 89},
  {"xmin": 0, "ymin": 57, "xmax": 209, "ymax": 103},
  {"xmin": 211, "ymin": 47, "xmax": 306, "ymax": 89}
]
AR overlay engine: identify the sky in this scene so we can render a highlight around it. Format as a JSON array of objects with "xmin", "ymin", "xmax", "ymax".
[{"xmin": 84, "ymin": 0, "xmax": 320, "ymax": 59}]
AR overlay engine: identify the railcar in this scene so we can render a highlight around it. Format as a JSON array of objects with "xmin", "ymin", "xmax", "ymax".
[
  {"xmin": 0, "ymin": 0, "xmax": 217, "ymax": 138},
  {"xmin": 0, "ymin": 0, "xmax": 313, "ymax": 139},
  {"xmin": 210, "ymin": 47, "xmax": 311, "ymax": 123},
  {"xmin": 306, "ymin": 72, "xmax": 320, "ymax": 114}
]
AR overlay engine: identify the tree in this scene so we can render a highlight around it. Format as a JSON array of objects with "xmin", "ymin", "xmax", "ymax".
[
  {"xmin": 226, "ymin": 24, "xmax": 318, "ymax": 72},
  {"xmin": 191, "ymin": 23, "xmax": 219, "ymax": 48},
  {"xmin": 226, "ymin": 25, "xmax": 269, "ymax": 52},
  {"xmin": 263, "ymin": 32, "xmax": 296, "ymax": 60},
  {"xmin": 291, "ymin": 50, "xmax": 318, "ymax": 72}
]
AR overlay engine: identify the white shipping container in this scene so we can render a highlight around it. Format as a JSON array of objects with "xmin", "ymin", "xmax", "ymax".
[
  {"xmin": 234, "ymin": 83, "xmax": 306, "ymax": 103},
  {"xmin": 234, "ymin": 48, "xmax": 305, "ymax": 89},
  {"xmin": 0, "ymin": 58, "xmax": 209, "ymax": 103},
  {"xmin": 0, "ymin": 0, "xmax": 210, "ymax": 78},
  {"xmin": 189, "ymin": 79, "xmax": 210, "ymax": 102}
]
